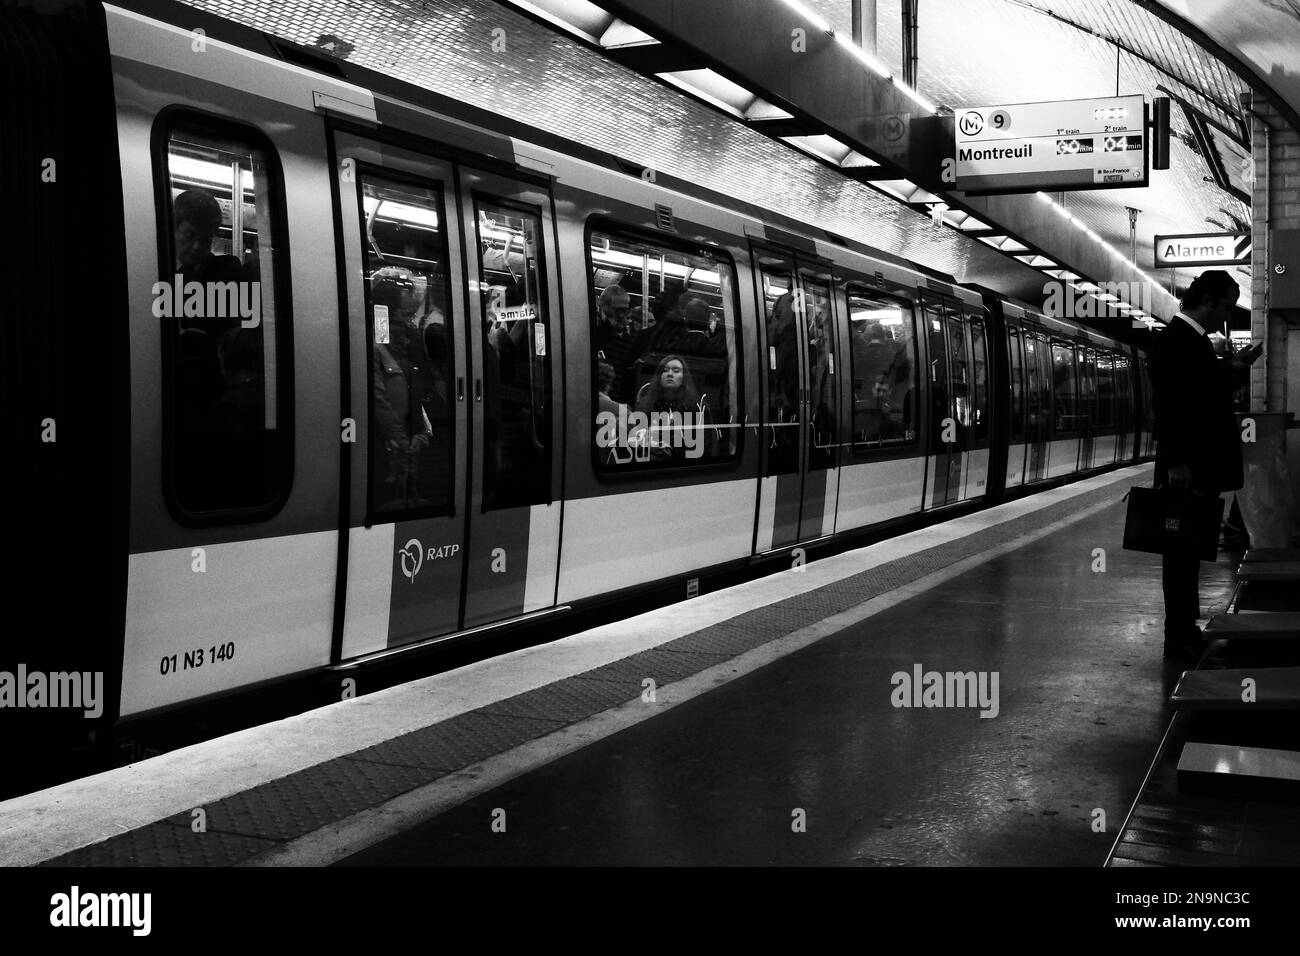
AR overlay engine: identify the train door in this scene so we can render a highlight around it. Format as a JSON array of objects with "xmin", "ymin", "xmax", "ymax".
[
  {"xmin": 332, "ymin": 132, "xmax": 471, "ymax": 656},
  {"xmin": 1078, "ymin": 347, "xmax": 1097, "ymax": 470},
  {"xmin": 1023, "ymin": 331, "xmax": 1051, "ymax": 482},
  {"xmin": 1047, "ymin": 340, "xmax": 1081, "ymax": 477},
  {"xmin": 455, "ymin": 166, "xmax": 563, "ymax": 628},
  {"xmin": 1005, "ymin": 324, "xmax": 1028, "ymax": 487},
  {"xmin": 920, "ymin": 293, "xmax": 967, "ymax": 506},
  {"xmin": 962, "ymin": 309, "xmax": 993, "ymax": 499},
  {"xmin": 1112, "ymin": 354, "xmax": 1129, "ymax": 461},
  {"xmin": 754, "ymin": 248, "xmax": 841, "ymax": 550}
]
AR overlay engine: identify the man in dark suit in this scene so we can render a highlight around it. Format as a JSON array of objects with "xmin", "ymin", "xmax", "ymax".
[{"xmin": 1149, "ymin": 270, "xmax": 1262, "ymax": 659}]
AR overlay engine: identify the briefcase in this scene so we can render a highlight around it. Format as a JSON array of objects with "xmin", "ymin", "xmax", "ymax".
[{"xmin": 1122, "ymin": 486, "xmax": 1225, "ymax": 562}]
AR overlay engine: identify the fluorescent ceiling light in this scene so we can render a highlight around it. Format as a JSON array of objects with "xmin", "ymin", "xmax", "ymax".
[
  {"xmin": 776, "ymin": 0, "xmax": 932, "ymax": 111},
  {"xmin": 893, "ymin": 80, "xmax": 937, "ymax": 114},
  {"xmin": 365, "ymin": 195, "xmax": 440, "ymax": 229},
  {"xmin": 1028, "ymin": 256, "xmax": 1057, "ymax": 268},
  {"xmin": 1000, "ymin": 239, "xmax": 1030, "ymax": 253},
  {"xmin": 872, "ymin": 179, "xmax": 917, "ymax": 201},
  {"xmin": 657, "ymin": 69, "xmax": 787, "ymax": 121},
  {"xmin": 959, "ymin": 217, "xmax": 990, "ymax": 232},
  {"xmin": 599, "ymin": 19, "xmax": 658, "ymax": 48},
  {"xmin": 504, "ymin": 0, "xmax": 631, "ymax": 45},
  {"xmin": 782, "ymin": 134, "xmax": 876, "ymax": 167},
  {"xmin": 978, "ymin": 235, "xmax": 1008, "ymax": 248}
]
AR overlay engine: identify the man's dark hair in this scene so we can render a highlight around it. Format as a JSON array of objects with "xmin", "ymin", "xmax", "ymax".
[
  {"xmin": 1182, "ymin": 270, "xmax": 1239, "ymax": 310},
  {"xmin": 174, "ymin": 189, "xmax": 224, "ymax": 240}
]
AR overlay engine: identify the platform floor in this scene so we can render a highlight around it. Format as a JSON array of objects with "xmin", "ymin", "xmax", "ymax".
[
  {"xmin": 1, "ymin": 463, "xmax": 1243, "ymax": 867},
  {"xmin": 340, "ymin": 491, "xmax": 1233, "ymax": 866}
]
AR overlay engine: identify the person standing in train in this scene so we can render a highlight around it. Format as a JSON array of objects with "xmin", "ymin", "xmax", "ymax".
[{"xmin": 1148, "ymin": 270, "xmax": 1262, "ymax": 660}]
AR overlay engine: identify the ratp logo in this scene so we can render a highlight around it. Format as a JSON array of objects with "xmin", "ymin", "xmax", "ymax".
[{"xmin": 399, "ymin": 538, "xmax": 424, "ymax": 583}]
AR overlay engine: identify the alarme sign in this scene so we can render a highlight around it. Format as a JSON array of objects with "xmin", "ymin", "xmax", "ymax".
[
  {"xmin": 955, "ymin": 94, "xmax": 1147, "ymax": 195},
  {"xmin": 1154, "ymin": 232, "xmax": 1251, "ymax": 268}
]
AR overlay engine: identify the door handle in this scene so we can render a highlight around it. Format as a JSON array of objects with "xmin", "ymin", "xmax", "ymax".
[
  {"xmin": 475, "ymin": 378, "xmax": 483, "ymax": 402},
  {"xmin": 457, "ymin": 377, "xmax": 465, "ymax": 401}
]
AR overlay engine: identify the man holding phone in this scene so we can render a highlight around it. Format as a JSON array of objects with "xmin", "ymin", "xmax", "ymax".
[{"xmin": 1148, "ymin": 270, "xmax": 1262, "ymax": 659}]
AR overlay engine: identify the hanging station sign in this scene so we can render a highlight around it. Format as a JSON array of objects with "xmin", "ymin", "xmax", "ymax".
[
  {"xmin": 954, "ymin": 94, "xmax": 1148, "ymax": 195},
  {"xmin": 1153, "ymin": 232, "xmax": 1251, "ymax": 268}
]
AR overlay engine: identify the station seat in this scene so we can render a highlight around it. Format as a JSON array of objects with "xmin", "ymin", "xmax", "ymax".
[
  {"xmin": 1177, "ymin": 741, "xmax": 1300, "ymax": 798},
  {"xmin": 1170, "ymin": 667, "xmax": 1300, "ymax": 710},
  {"xmin": 1241, "ymin": 548, "xmax": 1300, "ymax": 563},
  {"xmin": 1204, "ymin": 612, "xmax": 1300, "ymax": 639}
]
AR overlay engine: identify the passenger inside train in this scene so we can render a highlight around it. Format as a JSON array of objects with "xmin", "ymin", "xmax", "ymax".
[{"xmin": 588, "ymin": 230, "xmax": 739, "ymax": 468}]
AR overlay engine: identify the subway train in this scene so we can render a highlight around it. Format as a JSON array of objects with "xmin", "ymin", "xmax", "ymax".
[{"xmin": 3, "ymin": 0, "xmax": 1154, "ymax": 754}]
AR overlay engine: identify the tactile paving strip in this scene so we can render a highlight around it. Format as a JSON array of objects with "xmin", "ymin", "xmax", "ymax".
[
  {"xmin": 482, "ymin": 677, "xmax": 640, "ymax": 724},
  {"xmin": 348, "ymin": 710, "xmax": 566, "ymax": 772},
  {"xmin": 40, "ymin": 820, "xmax": 279, "ymax": 867}
]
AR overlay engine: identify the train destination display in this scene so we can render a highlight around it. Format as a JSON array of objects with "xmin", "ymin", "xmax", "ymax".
[{"xmin": 955, "ymin": 94, "xmax": 1147, "ymax": 195}]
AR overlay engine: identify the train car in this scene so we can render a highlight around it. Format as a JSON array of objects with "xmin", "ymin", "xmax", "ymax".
[{"xmin": 2, "ymin": 0, "xmax": 1152, "ymax": 768}]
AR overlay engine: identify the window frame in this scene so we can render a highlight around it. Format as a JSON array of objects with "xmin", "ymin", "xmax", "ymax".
[
  {"xmin": 354, "ymin": 161, "xmax": 459, "ymax": 524},
  {"xmin": 844, "ymin": 284, "xmax": 922, "ymax": 457},
  {"xmin": 583, "ymin": 216, "xmax": 745, "ymax": 479},
  {"xmin": 151, "ymin": 107, "xmax": 295, "ymax": 527}
]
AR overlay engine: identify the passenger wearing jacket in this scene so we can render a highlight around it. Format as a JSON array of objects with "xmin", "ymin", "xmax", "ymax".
[
  {"xmin": 370, "ymin": 267, "xmax": 433, "ymax": 510},
  {"xmin": 1148, "ymin": 270, "xmax": 1261, "ymax": 659}
]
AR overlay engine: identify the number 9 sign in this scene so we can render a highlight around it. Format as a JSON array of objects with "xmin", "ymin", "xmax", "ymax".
[{"xmin": 989, "ymin": 109, "xmax": 1011, "ymax": 132}]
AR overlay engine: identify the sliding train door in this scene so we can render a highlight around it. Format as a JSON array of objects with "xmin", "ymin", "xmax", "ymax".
[
  {"xmin": 455, "ymin": 165, "xmax": 563, "ymax": 629},
  {"xmin": 332, "ymin": 132, "xmax": 564, "ymax": 659},
  {"xmin": 919, "ymin": 292, "xmax": 993, "ymax": 506},
  {"xmin": 332, "ymin": 132, "xmax": 470, "ymax": 657},
  {"xmin": 753, "ymin": 247, "xmax": 841, "ymax": 550}
]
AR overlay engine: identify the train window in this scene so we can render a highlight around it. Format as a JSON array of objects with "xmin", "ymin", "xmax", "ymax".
[
  {"xmin": 1051, "ymin": 341, "xmax": 1079, "ymax": 433},
  {"xmin": 760, "ymin": 264, "xmax": 800, "ymax": 476},
  {"xmin": 588, "ymin": 227, "xmax": 740, "ymax": 470},
  {"xmin": 1023, "ymin": 333, "xmax": 1044, "ymax": 440},
  {"xmin": 1096, "ymin": 351, "xmax": 1117, "ymax": 430},
  {"xmin": 1079, "ymin": 348, "xmax": 1097, "ymax": 430},
  {"xmin": 969, "ymin": 314, "xmax": 990, "ymax": 444},
  {"xmin": 802, "ymin": 273, "xmax": 837, "ymax": 471},
  {"xmin": 846, "ymin": 288, "xmax": 918, "ymax": 451},
  {"xmin": 159, "ymin": 121, "xmax": 290, "ymax": 518},
  {"xmin": 474, "ymin": 199, "xmax": 551, "ymax": 509},
  {"xmin": 1006, "ymin": 326, "xmax": 1025, "ymax": 441},
  {"xmin": 948, "ymin": 308, "xmax": 970, "ymax": 441},
  {"xmin": 359, "ymin": 172, "xmax": 455, "ymax": 519},
  {"xmin": 925, "ymin": 300, "xmax": 951, "ymax": 455}
]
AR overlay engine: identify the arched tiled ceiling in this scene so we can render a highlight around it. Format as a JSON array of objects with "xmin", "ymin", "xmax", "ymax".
[{"xmin": 1153, "ymin": 0, "xmax": 1300, "ymax": 130}]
